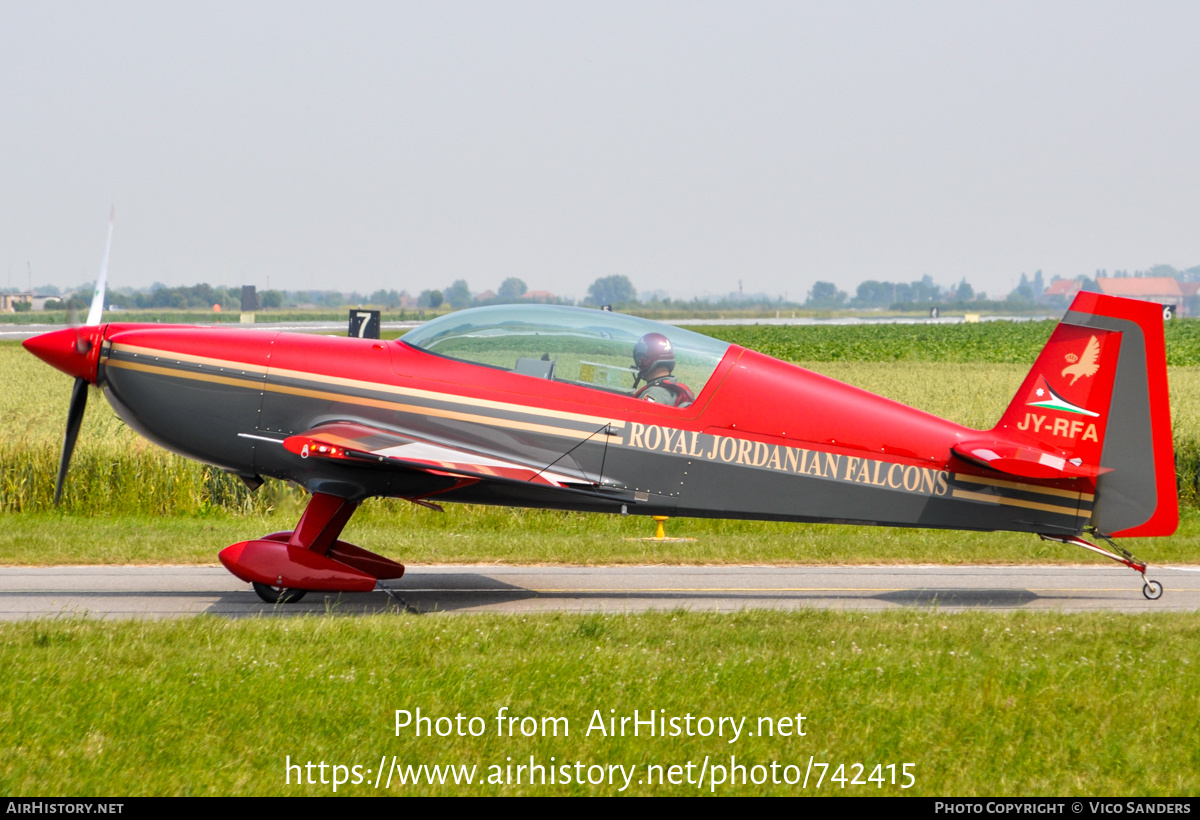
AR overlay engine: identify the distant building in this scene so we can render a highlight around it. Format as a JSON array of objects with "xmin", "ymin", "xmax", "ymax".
[
  {"xmin": 1180, "ymin": 282, "xmax": 1200, "ymax": 316},
  {"xmin": 1096, "ymin": 277, "xmax": 1187, "ymax": 316},
  {"xmin": 522, "ymin": 290, "xmax": 556, "ymax": 303},
  {"xmin": 1041, "ymin": 279, "xmax": 1082, "ymax": 306},
  {"xmin": 1, "ymin": 292, "xmax": 53, "ymax": 312},
  {"xmin": 474, "ymin": 289, "xmax": 497, "ymax": 304}
]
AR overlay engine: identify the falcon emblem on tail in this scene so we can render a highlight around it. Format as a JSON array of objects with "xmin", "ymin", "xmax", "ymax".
[{"xmin": 1062, "ymin": 335, "xmax": 1100, "ymax": 385}]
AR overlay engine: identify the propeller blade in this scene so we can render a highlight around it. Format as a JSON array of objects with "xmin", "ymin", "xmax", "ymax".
[
  {"xmin": 85, "ymin": 207, "xmax": 114, "ymax": 327},
  {"xmin": 54, "ymin": 376, "xmax": 89, "ymax": 505}
]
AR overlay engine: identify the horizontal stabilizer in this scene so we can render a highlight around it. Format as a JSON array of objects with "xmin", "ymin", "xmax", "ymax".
[{"xmin": 952, "ymin": 439, "xmax": 1111, "ymax": 480}]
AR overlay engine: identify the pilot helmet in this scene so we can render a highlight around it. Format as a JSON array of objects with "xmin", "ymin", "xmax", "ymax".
[{"xmin": 633, "ymin": 332, "xmax": 675, "ymax": 377}]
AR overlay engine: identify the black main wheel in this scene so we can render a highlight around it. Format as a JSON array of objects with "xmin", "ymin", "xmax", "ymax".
[
  {"xmin": 252, "ymin": 582, "xmax": 308, "ymax": 604},
  {"xmin": 1142, "ymin": 580, "xmax": 1163, "ymax": 600}
]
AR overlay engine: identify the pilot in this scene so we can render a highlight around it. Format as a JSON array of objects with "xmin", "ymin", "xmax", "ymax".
[{"xmin": 632, "ymin": 332, "xmax": 695, "ymax": 407}]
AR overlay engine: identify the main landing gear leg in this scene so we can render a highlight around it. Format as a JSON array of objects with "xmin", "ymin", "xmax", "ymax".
[
  {"xmin": 1039, "ymin": 532, "xmax": 1163, "ymax": 600},
  {"xmin": 219, "ymin": 493, "xmax": 406, "ymax": 603},
  {"xmin": 252, "ymin": 493, "xmax": 359, "ymax": 604}
]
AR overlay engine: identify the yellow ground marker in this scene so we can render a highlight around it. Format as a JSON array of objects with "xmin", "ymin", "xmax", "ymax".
[{"xmin": 626, "ymin": 516, "xmax": 697, "ymax": 543}]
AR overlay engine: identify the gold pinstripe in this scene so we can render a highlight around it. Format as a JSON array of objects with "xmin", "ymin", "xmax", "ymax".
[
  {"xmin": 951, "ymin": 488, "xmax": 1085, "ymax": 518},
  {"xmin": 106, "ymin": 359, "xmax": 261, "ymax": 390},
  {"xmin": 953, "ymin": 472, "xmax": 1094, "ymax": 503},
  {"xmin": 112, "ymin": 343, "xmax": 271, "ymax": 374}
]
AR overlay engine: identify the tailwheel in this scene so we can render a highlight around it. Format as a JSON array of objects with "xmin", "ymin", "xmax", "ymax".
[
  {"xmin": 252, "ymin": 582, "xmax": 308, "ymax": 604},
  {"xmin": 1040, "ymin": 531, "xmax": 1165, "ymax": 600}
]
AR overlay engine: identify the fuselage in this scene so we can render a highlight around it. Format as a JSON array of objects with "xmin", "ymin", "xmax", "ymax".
[{"xmin": 80, "ymin": 321, "xmax": 1096, "ymax": 535}]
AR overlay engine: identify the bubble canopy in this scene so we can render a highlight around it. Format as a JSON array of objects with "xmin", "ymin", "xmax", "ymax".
[{"xmin": 400, "ymin": 305, "xmax": 731, "ymax": 400}]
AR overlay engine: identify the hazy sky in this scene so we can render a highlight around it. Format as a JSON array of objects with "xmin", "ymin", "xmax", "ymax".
[{"xmin": 2, "ymin": 1, "xmax": 1198, "ymax": 301}]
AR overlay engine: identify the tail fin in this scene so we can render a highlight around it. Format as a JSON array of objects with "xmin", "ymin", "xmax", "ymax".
[{"xmin": 994, "ymin": 292, "xmax": 1177, "ymax": 537}]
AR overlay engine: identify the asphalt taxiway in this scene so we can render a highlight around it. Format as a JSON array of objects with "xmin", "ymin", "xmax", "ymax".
[{"xmin": 2, "ymin": 564, "xmax": 1199, "ymax": 619}]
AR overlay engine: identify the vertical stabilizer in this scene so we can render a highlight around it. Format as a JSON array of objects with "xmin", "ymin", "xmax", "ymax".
[{"xmin": 992, "ymin": 292, "xmax": 1176, "ymax": 537}]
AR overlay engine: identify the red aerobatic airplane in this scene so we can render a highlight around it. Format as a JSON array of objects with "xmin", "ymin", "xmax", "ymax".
[{"xmin": 24, "ymin": 235, "xmax": 1177, "ymax": 603}]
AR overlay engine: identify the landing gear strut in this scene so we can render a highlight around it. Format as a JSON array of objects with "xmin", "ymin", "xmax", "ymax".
[
  {"xmin": 219, "ymin": 492, "xmax": 406, "ymax": 603},
  {"xmin": 1040, "ymin": 531, "xmax": 1163, "ymax": 600}
]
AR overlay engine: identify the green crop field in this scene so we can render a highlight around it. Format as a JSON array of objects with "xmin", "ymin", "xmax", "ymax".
[{"xmin": 689, "ymin": 319, "xmax": 1200, "ymax": 365}]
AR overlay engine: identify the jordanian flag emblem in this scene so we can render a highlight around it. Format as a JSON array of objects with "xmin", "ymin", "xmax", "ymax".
[{"xmin": 1025, "ymin": 376, "xmax": 1099, "ymax": 417}]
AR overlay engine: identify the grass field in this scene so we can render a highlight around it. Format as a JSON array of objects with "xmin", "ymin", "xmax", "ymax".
[{"xmin": 1, "ymin": 611, "xmax": 1197, "ymax": 796}]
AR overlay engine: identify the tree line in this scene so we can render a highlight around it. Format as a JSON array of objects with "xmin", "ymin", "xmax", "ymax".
[{"xmin": 22, "ymin": 261, "xmax": 1200, "ymax": 315}]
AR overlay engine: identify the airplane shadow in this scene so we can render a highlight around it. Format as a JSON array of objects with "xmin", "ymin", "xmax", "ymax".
[
  {"xmin": 381, "ymin": 572, "xmax": 539, "ymax": 614},
  {"xmin": 873, "ymin": 588, "xmax": 1040, "ymax": 608},
  {"xmin": 198, "ymin": 580, "xmax": 1048, "ymax": 615}
]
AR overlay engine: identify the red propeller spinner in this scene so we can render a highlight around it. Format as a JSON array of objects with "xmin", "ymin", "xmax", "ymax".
[{"xmin": 22, "ymin": 326, "xmax": 104, "ymax": 384}]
